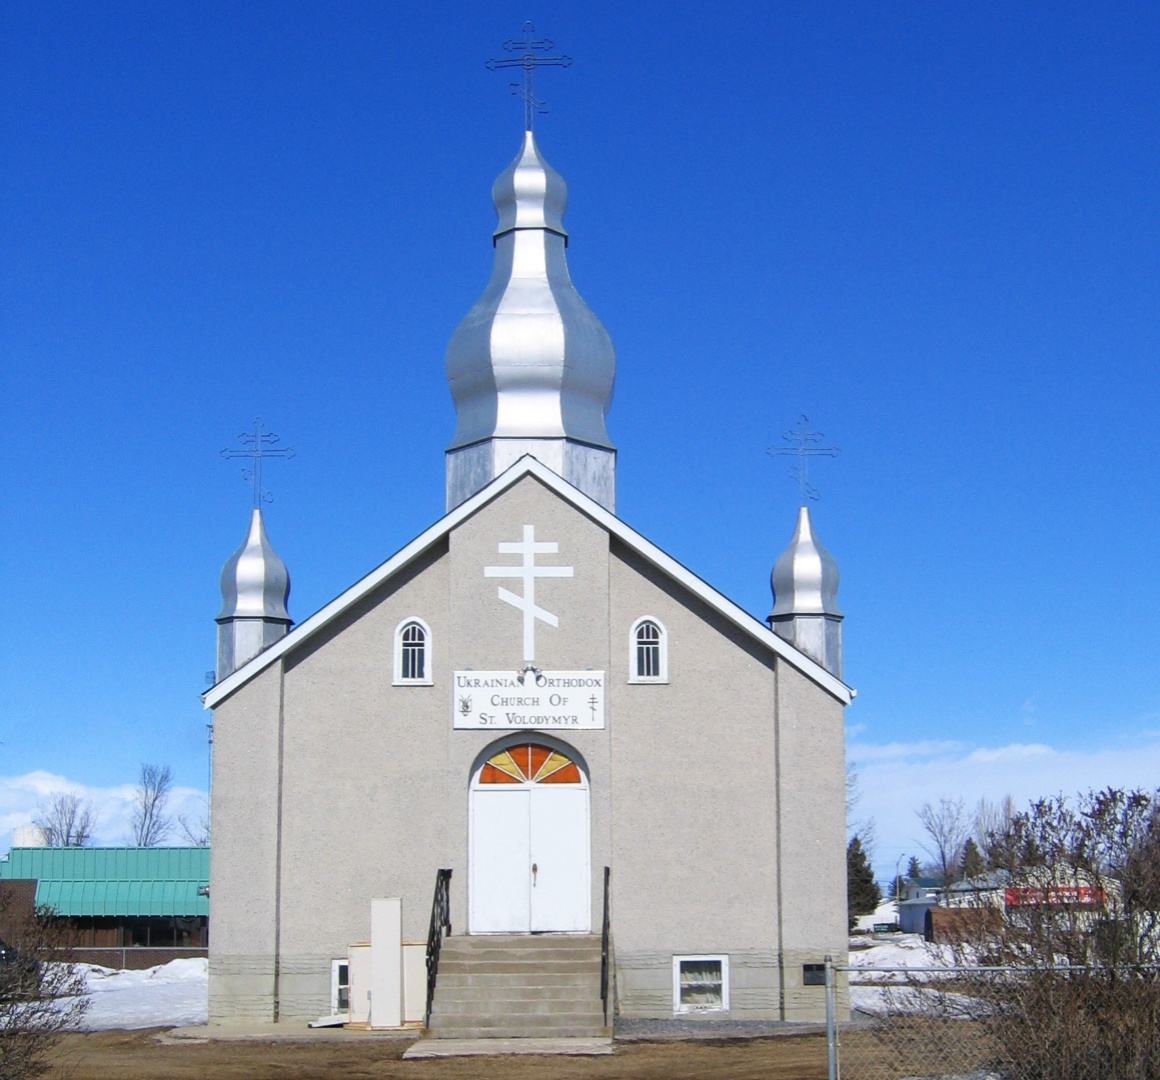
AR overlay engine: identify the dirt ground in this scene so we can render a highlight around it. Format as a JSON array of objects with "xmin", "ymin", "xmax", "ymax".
[{"xmin": 46, "ymin": 1030, "xmax": 829, "ymax": 1080}]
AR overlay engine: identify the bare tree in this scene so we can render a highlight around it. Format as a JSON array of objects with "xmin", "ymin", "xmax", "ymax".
[
  {"xmin": 130, "ymin": 764, "xmax": 173, "ymax": 847},
  {"xmin": 929, "ymin": 789, "xmax": 1160, "ymax": 1078},
  {"xmin": 0, "ymin": 887, "xmax": 89, "ymax": 1077},
  {"xmin": 972, "ymin": 794, "xmax": 1016, "ymax": 864},
  {"xmin": 32, "ymin": 794, "xmax": 95, "ymax": 847},
  {"xmin": 846, "ymin": 763, "xmax": 878, "ymax": 856},
  {"xmin": 176, "ymin": 797, "xmax": 209, "ymax": 847},
  {"xmin": 916, "ymin": 796, "xmax": 969, "ymax": 897},
  {"xmin": 846, "ymin": 762, "xmax": 861, "ymax": 819}
]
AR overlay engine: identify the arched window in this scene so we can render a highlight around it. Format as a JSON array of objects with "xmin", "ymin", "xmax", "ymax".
[
  {"xmin": 477, "ymin": 743, "xmax": 583, "ymax": 786},
  {"xmin": 629, "ymin": 617, "xmax": 668, "ymax": 683},
  {"xmin": 393, "ymin": 618, "xmax": 433, "ymax": 685}
]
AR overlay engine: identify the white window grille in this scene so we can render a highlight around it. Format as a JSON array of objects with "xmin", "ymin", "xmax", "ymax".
[
  {"xmin": 401, "ymin": 623, "xmax": 425, "ymax": 679},
  {"xmin": 673, "ymin": 955, "xmax": 729, "ymax": 1013},
  {"xmin": 393, "ymin": 618, "xmax": 433, "ymax": 685},
  {"xmin": 629, "ymin": 617, "xmax": 668, "ymax": 683}
]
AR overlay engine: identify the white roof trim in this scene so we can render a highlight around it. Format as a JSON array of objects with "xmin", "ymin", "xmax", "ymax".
[{"xmin": 203, "ymin": 457, "xmax": 854, "ymax": 708}]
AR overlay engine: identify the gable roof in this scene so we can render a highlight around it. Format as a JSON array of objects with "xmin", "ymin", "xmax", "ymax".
[{"xmin": 203, "ymin": 457, "xmax": 855, "ymax": 708}]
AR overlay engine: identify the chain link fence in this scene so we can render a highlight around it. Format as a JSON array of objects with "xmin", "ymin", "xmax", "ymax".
[{"xmin": 825, "ymin": 960, "xmax": 1160, "ymax": 1080}]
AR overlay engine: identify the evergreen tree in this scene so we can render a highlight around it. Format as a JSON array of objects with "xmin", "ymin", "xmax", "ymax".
[
  {"xmin": 961, "ymin": 837, "xmax": 985, "ymax": 880},
  {"xmin": 906, "ymin": 855, "xmax": 922, "ymax": 879},
  {"xmin": 847, "ymin": 836, "xmax": 881, "ymax": 930}
]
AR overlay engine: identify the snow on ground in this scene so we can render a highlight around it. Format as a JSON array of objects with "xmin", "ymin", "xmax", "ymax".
[
  {"xmin": 853, "ymin": 899, "xmax": 898, "ymax": 933},
  {"xmin": 849, "ymin": 932, "xmax": 956, "ymax": 970},
  {"xmin": 848, "ymin": 933, "xmax": 957, "ymax": 1015},
  {"xmin": 65, "ymin": 958, "xmax": 208, "ymax": 1030}
]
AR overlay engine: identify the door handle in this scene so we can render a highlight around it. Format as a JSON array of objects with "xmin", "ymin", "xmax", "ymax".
[{"xmin": 532, "ymin": 863, "xmax": 538, "ymax": 886}]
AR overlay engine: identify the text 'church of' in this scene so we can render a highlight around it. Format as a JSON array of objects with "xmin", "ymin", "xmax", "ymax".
[{"xmin": 203, "ymin": 123, "xmax": 851, "ymax": 1034}]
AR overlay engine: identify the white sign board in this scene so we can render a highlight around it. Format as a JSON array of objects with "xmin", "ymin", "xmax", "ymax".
[{"xmin": 453, "ymin": 672, "xmax": 605, "ymax": 729}]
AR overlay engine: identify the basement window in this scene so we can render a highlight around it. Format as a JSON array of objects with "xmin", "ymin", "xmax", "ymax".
[
  {"xmin": 331, "ymin": 959, "xmax": 350, "ymax": 1015},
  {"xmin": 673, "ymin": 955, "xmax": 729, "ymax": 1013}
]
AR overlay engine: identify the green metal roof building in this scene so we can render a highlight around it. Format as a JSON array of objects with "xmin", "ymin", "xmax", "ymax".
[
  {"xmin": 0, "ymin": 847, "xmax": 209, "ymax": 958},
  {"xmin": 0, "ymin": 847, "xmax": 209, "ymax": 917}
]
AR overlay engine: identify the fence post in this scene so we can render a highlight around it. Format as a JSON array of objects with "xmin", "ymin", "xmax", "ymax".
[{"xmin": 825, "ymin": 954, "xmax": 836, "ymax": 1080}]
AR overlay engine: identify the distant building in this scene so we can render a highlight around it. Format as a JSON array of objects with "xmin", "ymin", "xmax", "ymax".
[
  {"xmin": 898, "ymin": 897, "xmax": 939, "ymax": 935},
  {"xmin": 899, "ymin": 877, "xmax": 943, "ymax": 901},
  {"xmin": 944, "ymin": 870, "xmax": 1010, "ymax": 908},
  {"xmin": 0, "ymin": 846, "xmax": 209, "ymax": 968}
]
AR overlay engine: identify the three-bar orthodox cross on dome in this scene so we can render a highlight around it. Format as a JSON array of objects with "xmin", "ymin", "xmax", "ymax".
[
  {"xmin": 769, "ymin": 415, "xmax": 840, "ymax": 505},
  {"xmin": 220, "ymin": 417, "xmax": 296, "ymax": 507},
  {"xmin": 447, "ymin": 37, "xmax": 615, "ymax": 513},
  {"xmin": 486, "ymin": 21, "xmax": 572, "ymax": 130},
  {"xmin": 214, "ymin": 417, "xmax": 295, "ymax": 684},
  {"xmin": 767, "ymin": 415, "xmax": 843, "ymax": 678}
]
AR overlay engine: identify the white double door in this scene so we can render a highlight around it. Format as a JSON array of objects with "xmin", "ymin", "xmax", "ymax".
[{"xmin": 470, "ymin": 785, "xmax": 590, "ymax": 933}]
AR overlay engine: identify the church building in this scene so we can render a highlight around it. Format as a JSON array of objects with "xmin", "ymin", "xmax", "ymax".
[{"xmin": 203, "ymin": 129, "xmax": 851, "ymax": 1033}]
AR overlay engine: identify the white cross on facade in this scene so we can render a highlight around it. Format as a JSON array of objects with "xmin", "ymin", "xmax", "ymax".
[{"xmin": 484, "ymin": 524, "xmax": 574, "ymax": 661}]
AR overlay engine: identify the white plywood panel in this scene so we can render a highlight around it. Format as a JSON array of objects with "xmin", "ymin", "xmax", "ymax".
[
  {"xmin": 369, "ymin": 897, "xmax": 402, "ymax": 1028},
  {"xmin": 470, "ymin": 788, "xmax": 530, "ymax": 932},
  {"xmin": 402, "ymin": 943, "xmax": 426, "ymax": 1024},
  {"xmin": 530, "ymin": 786, "xmax": 590, "ymax": 932},
  {"xmin": 348, "ymin": 944, "xmax": 371, "ymax": 1025}
]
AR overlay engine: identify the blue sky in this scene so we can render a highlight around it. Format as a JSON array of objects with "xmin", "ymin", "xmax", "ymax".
[{"xmin": 3, "ymin": 1, "xmax": 1160, "ymax": 875}]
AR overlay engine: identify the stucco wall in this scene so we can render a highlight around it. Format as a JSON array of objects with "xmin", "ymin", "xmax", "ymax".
[
  {"xmin": 208, "ymin": 475, "xmax": 847, "ymax": 1024},
  {"xmin": 608, "ymin": 540, "xmax": 784, "ymax": 1018},
  {"xmin": 273, "ymin": 540, "xmax": 452, "ymax": 1018},
  {"xmin": 208, "ymin": 663, "xmax": 281, "ymax": 1023},
  {"xmin": 776, "ymin": 660, "xmax": 849, "ymax": 1020}
]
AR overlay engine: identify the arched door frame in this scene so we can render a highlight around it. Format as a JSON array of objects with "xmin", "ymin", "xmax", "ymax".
[{"xmin": 468, "ymin": 735, "xmax": 591, "ymax": 934}]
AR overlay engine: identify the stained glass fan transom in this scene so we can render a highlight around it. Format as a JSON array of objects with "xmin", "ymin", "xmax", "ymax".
[{"xmin": 479, "ymin": 744, "xmax": 582, "ymax": 785}]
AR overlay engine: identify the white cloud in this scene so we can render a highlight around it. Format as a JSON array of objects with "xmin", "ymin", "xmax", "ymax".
[
  {"xmin": 849, "ymin": 736, "xmax": 1160, "ymax": 882},
  {"xmin": 0, "ymin": 772, "xmax": 208, "ymax": 849},
  {"xmin": 847, "ymin": 739, "xmax": 968, "ymax": 762}
]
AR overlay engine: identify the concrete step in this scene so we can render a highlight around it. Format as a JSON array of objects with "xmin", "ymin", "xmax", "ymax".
[
  {"xmin": 436, "ymin": 965, "xmax": 598, "ymax": 979},
  {"xmin": 439, "ymin": 952, "xmax": 600, "ymax": 966},
  {"xmin": 429, "ymin": 1016, "xmax": 609, "ymax": 1037},
  {"xmin": 427, "ymin": 1026, "xmax": 611, "ymax": 1041},
  {"xmin": 440, "ymin": 941, "xmax": 598, "ymax": 960},
  {"xmin": 437, "ymin": 971, "xmax": 598, "ymax": 988},
  {"xmin": 434, "ymin": 984, "xmax": 599, "ymax": 1003},
  {"xmin": 431, "ymin": 997, "xmax": 603, "ymax": 1011},
  {"xmin": 428, "ymin": 933, "xmax": 606, "ymax": 1040},
  {"xmin": 440, "ymin": 938, "xmax": 599, "ymax": 953},
  {"xmin": 441, "ymin": 934, "xmax": 601, "ymax": 944}
]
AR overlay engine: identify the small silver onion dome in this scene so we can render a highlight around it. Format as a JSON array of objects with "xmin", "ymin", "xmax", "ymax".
[
  {"xmin": 769, "ymin": 506, "xmax": 843, "ymax": 676},
  {"xmin": 444, "ymin": 131, "xmax": 617, "ymax": 511},
  {"xmin": 218, "ymin": 509, "xmax": 291, "ymax": 621},
  {"xmin": 771, "ymin": 507, "xmax": 842, "ymax": 619},
  {"xmin": 215, "ymin": 509, "xmax": 291, "ymax": 681}
]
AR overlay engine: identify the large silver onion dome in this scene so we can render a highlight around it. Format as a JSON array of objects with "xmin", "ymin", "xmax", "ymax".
[
  {"xmin": 217, "ymin": 509, "xmax": 291, "ymax": 621},
  {"xmin": 444, "ymin": 131, "xmax": 616, "ymax": 511},
  {"xmin": 769, "ymin": 506, "xmax": 843, "ymax": 677}
]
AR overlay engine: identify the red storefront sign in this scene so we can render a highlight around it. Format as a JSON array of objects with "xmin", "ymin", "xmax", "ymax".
[{"xmin": 1005, "ymin": 885, "xmax": 1105, "ymax": 907}]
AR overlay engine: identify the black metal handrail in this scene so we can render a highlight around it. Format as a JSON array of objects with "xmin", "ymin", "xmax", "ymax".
[
  {"xmin": 424, "ymin": 868, "xmax": 452, "ymax": 1028},
  {"xmin": 600, "ymin": 864, "xmax": 611, "ymax": 1026}
]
